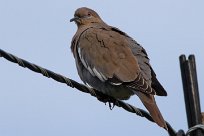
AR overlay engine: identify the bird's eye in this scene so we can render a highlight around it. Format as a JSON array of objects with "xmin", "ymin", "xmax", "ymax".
[{"xmin": 87, "ymin": 12, "xmax": 91, "ymax": 16}]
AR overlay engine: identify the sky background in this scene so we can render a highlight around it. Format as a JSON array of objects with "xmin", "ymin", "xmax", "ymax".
[{"xmin": 0, "ymin": 0, "xmax": 204, "ymax": 136}]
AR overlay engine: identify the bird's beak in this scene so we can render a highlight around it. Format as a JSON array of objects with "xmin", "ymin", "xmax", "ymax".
[{"xmin": 70, "ymin": 16, "xmax": 80, "ymax": 22}]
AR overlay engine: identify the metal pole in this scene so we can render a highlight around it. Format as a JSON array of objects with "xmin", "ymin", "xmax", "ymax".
[{"xmin": 179, "ymin": 55, "xmax": 203, "ymax": 136}]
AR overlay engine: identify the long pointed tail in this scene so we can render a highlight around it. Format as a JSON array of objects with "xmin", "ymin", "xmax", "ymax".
[{"xmin": 135, "ymin": 92, "xmax": 168, "ymax": 130}]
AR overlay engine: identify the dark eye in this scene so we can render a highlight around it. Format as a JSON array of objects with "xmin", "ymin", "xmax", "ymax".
[{"xmin": 87, "ymin": 12, "xmax": 91, "ymax": 16}]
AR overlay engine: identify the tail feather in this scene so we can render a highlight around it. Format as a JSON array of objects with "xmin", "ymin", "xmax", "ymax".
[{"xmin": 135, "ymin": 92, "xmax": 168, "ymax": 130}]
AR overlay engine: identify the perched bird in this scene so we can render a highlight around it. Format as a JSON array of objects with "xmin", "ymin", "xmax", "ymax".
[{"xmin": 70, "ymin": 7, "xmax": 168, "ymax": 129}]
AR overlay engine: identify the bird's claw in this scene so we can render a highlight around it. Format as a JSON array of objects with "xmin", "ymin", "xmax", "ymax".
[
  {"xmin": 107, "ymin": 101, "xmax": 115, "ymax": 110},
  {"xmin": 97, "ymin": 96, "xmax": 118, "ymax": 110}
]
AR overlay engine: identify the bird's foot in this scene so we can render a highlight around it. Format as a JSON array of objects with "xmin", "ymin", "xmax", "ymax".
[
  {"xmin": 107, "ymin": 101, "xmax": 115, "ymax": 110},
  {"xmin": 97, "ymin": 96, "xmax": 119, "ymax": 110}
]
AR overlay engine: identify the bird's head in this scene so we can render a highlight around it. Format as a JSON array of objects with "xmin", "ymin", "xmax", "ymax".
[{"xmin": 70, "ymin": 7, "xmax": 103, "ymax": 27}]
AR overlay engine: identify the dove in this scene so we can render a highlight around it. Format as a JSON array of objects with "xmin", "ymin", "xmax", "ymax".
[{"xmin": 70, "ymin": 7, "xmax": 167, "ymax": 129}]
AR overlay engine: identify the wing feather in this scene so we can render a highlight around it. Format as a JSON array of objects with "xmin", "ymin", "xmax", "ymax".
[
  {"xmin": 75, "ymin": 26, "xmax": 160, "ymax": 95},
  {"xmin": 77, "ymin": 27, "xmax": 139, "ymax": 82}
]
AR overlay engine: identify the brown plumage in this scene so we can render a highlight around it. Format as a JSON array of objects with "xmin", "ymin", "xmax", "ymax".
[{"xmin": 70, "ymin": 7, "xmax": 168, "ymax": 129}]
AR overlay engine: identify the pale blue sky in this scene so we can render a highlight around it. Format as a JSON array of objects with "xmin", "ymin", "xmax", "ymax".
[{"xmin": 0, "ymin": 0, "xmax": 204, "ymax": 136}]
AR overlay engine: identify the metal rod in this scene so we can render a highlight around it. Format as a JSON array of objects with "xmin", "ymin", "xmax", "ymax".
[
  {"xmin": 179, "ymin": 55, "xmax": 203, "ymax": 136},
  {"xmin": 188, "ymin": 55, "xmax": 202, "ymax": 126},
  {"xmin": 180, "ymin": 55, "xmax": 192, "ymax": 128}
]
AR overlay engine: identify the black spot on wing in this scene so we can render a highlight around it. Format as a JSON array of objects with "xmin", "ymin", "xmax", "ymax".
[{"xmin": 150, "ymin": 67, "xmax": 167, "ymax": 96}]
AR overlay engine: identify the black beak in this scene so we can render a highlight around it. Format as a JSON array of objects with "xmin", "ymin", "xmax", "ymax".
[{"xmin": 70, "ymin": 16, "xmax": 80, "ymax": 22}]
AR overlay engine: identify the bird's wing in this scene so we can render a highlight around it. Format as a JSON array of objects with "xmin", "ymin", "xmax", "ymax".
[
  {"xmin": 76, "ymin": 26, "xmax": 156, "ymax": 95},
  {"xmin": 111, "ymin": 27, "xmax": 167, "ymax": 96}
]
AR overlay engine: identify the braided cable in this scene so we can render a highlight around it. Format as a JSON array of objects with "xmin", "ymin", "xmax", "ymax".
[{"xmin": 0, "ymin": 48, "xmax": 179, "ymax": 136}]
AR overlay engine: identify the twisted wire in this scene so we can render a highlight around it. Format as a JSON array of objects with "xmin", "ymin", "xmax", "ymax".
[
  {"xmin": 186, "ymin": 124, "xmax": 204, "ymax": 136},
  {"xmin": 0, "ymin": 48, "xmax": 178, "ymax": 136}
]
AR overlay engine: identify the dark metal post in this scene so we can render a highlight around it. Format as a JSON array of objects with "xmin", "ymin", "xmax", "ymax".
[{"xmin": 179, "ymin": 55, "xmax": 203, "ymax": 136}]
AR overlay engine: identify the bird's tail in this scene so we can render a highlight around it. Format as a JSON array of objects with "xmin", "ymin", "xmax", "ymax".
[{"xmin": 135, "ymin": 92, "xmax": 168, "ymax": 130}]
